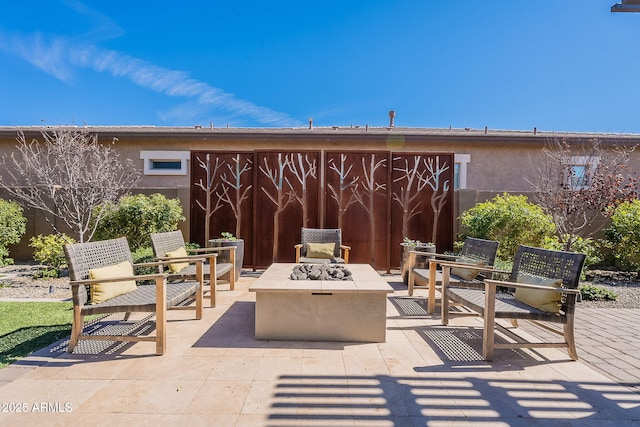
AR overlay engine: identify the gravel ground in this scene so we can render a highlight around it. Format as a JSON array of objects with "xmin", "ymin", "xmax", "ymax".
[
  {"xmin": 0, "ymin": 264, "xmax": 72, "ymax": 300},
  {"xmin": 1, "ymin": 263, "xmax": 639, "ymax": 308}
]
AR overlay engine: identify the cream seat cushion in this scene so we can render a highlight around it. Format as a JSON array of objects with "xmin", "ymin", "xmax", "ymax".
[
  {"xmin": 166, "ymin": 246, "xmax": 190, "ymax": 273},
  {"xmin": 515, "ymin": 273, "xmax": 563, "ymax": 313},
  {"xmin": 306, "ymin": 242, "xmax": 335, "ymax": 259},
  {"xmin": 450, "ymin": 256, "xmax": 484, "ymax": 281},
  {"xmin": 89, "ymin": 260, "xmax": 137, "ymax": 304}
]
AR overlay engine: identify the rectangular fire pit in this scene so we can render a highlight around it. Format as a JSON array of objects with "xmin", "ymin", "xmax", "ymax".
[{"xmin": 249, "ymin": 263, "xmax": 394, "ymax": 342}]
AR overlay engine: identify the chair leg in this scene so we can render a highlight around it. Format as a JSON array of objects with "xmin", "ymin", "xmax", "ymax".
[
  {"xmin": 564, "ymin": 315, "xmax": 578, "ymax": 361},
  {"xmin": 209, "ymin": 261, "xmax": 217, "ymax": 308},
  {"xmin": 407, "ymin": 252, "xmax": 416, "ymax": 296},
  {"xmin": 195, "ymin": 260, "xmax": 204, "ymax": 320},
  {"xmin": 155, "ymin": 276, "xmax": 167, "ymax": 355},
  {"xmin": 428, "ymin": 261, "xmax": 437, "ymax": 315},
  {"xmin": 229, "ymin": 249, "xmax": 236, "ymax": 290},
  {"xmin": 482, "ymin": 282, "xmax": 497, "ymax": 361},
  {"xmin": 441, "ymin": 267, "xmax": 451, "ymax": 325},
  {"xmin": 67, "ymin": 307, "xmax": 84, "ymax": 353}
]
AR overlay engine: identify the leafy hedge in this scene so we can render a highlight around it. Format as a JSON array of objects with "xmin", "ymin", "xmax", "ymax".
[
  {"xmin": 0, "ymin": 199, "xmax": 27, "ymax": 267},
  {"xmin": 459, "ymin": 193, "xmax": 557, "ymax": 261},
  {"xmin": 93, "ymin": 193, "xmax": 185, "ymax": 251}
]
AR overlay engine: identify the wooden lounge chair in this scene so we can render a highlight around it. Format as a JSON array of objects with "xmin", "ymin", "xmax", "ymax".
[
  {"xmin": 407, "ymin": 237, "xmax": 500, "ymax": 314},
  {"xmin": 440, "ymin": 245, "xmax": 586, "ymax": 361},
  {"xmin": 64, "ymin": 237, "xmax": 204, "ymax": 355},
  {"xmin": 150, "ymin": 230, "xmax": 235, "ymax": 307},
  {"xmin": 295, "ymin": 227, "xmax": 351, "ymax": 264}
]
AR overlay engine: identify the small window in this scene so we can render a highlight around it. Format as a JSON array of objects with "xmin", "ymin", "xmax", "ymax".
[
  {"xmin": 151, "ymin": 160, "xmax": 182, "ymax": 170},
  {"xmin": 567, "ymin": 156, "xmax": 599, "ymax": 189},
  {"xmin": 569, "ymin": 164, "xmax": 588, "ymax": 188},
  {"xmin": 140, "ymin": 151, "xmax": 190, "ymax": 176}
]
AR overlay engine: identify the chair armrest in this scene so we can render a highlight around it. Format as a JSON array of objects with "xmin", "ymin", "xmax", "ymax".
[
  {"xmin": 483, "ymin": 279, "xmax": 581, "ymax": 295},
  {"xmin": 153, "ymin": 254, "xmax": 215, "ymax": 262},
  {"xmin": 408, "ymin": 250, "xmax": 456, "ymax": 259},
  {"xmin": 437, "ymin": 260, "xmax": 505, "ymax": 274},
  {"xmin": 69, "ymin": 272, "xmax": 167, "ymax": 286},
  {"xmin": 146, "ymin": 257, "xmax": 208, "ymax": 275},
  {"xmin": 190, "ymin": 246, "xmax": 236, "ymax": 254}
]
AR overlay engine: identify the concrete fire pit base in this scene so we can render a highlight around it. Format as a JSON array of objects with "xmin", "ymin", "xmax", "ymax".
[{"xmin": 249, "ymin": 263, "xmax": 394, "ymax": 342}]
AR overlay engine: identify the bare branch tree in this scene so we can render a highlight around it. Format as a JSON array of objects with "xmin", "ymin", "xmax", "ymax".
[
  {"xmin": 259, "ymin": 153, "xmax": 296, "ymax": 262},
  {"xmin": 218, "ymin": 154, "xmax": 253, "ymax": 237},
  {"xmin": 354, "ymin": 154, "xmax": 387, "ymax": 265},
  {"xmin": 530, "ymin": 137, "xmax": 639, "ymax": 251},
  {"xmin": 0, "ymin": 128, "xmax": 139, "ymax": 242},
  {"xmin": 288, "ymin": 153, "xmax": 317, "ymax": 227},
  {"xmin": 327, "ymin": 154, "xmax": 359, "ymax": 229},
  {"xmin": 421, "ymin": 156, "xmax": 450, "ymax": 246},
  {"xmin": 392, "ymin": 156, "xmax": 428, "ymax": 239},
  {"xmin": 194, "ymin": 154, "xmax": 225, "ymax": 242}
]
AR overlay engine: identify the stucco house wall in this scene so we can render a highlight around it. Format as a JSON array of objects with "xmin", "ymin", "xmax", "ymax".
[{"xmin": 1, "ymin": 126, "xmax": 638, "ymax": 261}]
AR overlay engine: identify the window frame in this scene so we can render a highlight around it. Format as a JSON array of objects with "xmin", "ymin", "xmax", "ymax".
[
  {"xmin": 568, "ymin": 156, "xmax": 600, "ymax": 189},
  {"xmin": 140, "ymin": 150, "xmax": 190, "ymax": 176}
]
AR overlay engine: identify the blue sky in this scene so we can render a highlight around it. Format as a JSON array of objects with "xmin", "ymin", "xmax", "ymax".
[{"xmin": 1, "ymin": 1, "xmax": 638, "ymax": 132}]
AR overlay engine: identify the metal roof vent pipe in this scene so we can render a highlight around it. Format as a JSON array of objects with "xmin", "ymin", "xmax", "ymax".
[
  {"xmin": 309, "ymin": 118, "xmax": 313, "ymax": 129},
  {"xmin": 389, "ymin": 110, "xmax": 396, "ymax": 128}
]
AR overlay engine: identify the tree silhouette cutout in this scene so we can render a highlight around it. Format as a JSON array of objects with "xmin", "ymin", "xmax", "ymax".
[
  {"xmin": 328, "ymin": 154, "xmax": 359, "ymax": 229},
  {"xmin": 217, "ymin": 154, "xmax": 252, "ymax": 238},
  {"xmin": 354, "ymin": 154, "xmax": 387, "ymax": 265},
  {"xmin": 422, "ymin": 156, "xmax": 449, "ymax": 246},
  {"xmin": 289, "ymin": 153, "xmax": 317, "ymax": 228},
  {"xmin": 195, "ymin": 154, "xmax": 224, "ymax": 241},
  {"xmin": 259, "ymin": 153, "xmax": 296, "ymax": 262},
  {"xmin": 393, "ymin": 155, "xmax": 429, "ymax": 239}
]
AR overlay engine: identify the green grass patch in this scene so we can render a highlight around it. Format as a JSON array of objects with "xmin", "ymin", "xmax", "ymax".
[{"xmin": 0, "ymin": 301, "xmax": 75, "ymax": 368}]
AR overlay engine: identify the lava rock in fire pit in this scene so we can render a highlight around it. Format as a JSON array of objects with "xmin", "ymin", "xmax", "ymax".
[{"xmin": 290, "ymin": 264, "xmax": 353, "ymax": 281}]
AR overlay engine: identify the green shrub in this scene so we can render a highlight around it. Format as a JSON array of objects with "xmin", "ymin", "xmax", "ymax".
[
  {"xmin": 0, "ymin": 199, "xmax": 27, "ymax": 267},
  {"xmin": 459, "ymin": 193, "xmax": 556, "ymax": 261},
  {"xmin": 94, "ymin": 193, "xmax": 185, "ymax": 251},
  {"xmin": 605, "ymin": 200, "xmax": 640, "ymax": 272},
  {"xmin": 29, "ymin": 233, "xmax": 76, "ymax": 279},
  {"xmin": 541, "ymin": 235, "xmax": 602, "ymax": 270},
  {"xmin": 30, "ymin": 233, "xmax": 76, "ymax": 269},
  {"xmin": 579, "ymin": 284, "xmax": 618, "ymax": 301}
]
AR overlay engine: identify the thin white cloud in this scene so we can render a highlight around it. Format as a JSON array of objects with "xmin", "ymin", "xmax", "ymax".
[
  {"xmin": 70, "ymin": 44, "xmax": 301, "ymax": 126},
  {"xmin": 0, "ymin": 31, "xmax": 74, "ymax": 81},
  {"xmin": 0, "ymin": 1, "xmax": 301, "ymax": 127}
]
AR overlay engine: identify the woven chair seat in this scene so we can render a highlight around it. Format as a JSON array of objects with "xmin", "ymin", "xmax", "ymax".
[
  {"xmin": 150, "ymin": 230, "xmax": 237, "ymax": 308},
  {"xmin": 80, "ymin": 281, "xmax": 200, "ymax": 316},
  {"xmin": 447, "ymin": 287, "xmax": 567, "ymax": 323},
  {"xmin": 408, "ymin": 237, "xmax": 500, "ymax": 315},
  {"xmin": 412, "ymin": 268, "xmax": 485, "ymax": 288},
  {"xmin": 168, "ymin": 262, "xmax": 233, "ymax": 281}
]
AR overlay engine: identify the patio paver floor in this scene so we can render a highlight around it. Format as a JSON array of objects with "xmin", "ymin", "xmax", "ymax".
[{"xmin": 0, "ymin": 272, "xmax": 638, "ymax": 426}]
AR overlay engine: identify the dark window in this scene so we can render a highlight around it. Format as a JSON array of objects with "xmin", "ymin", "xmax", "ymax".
[
  {"xmin": 569, "ymin": 164, "xmax": 588, "ymax": 187},
  {"xmin": 151, "ymin": 160, "xmax": 182, "ymax": 170}
]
